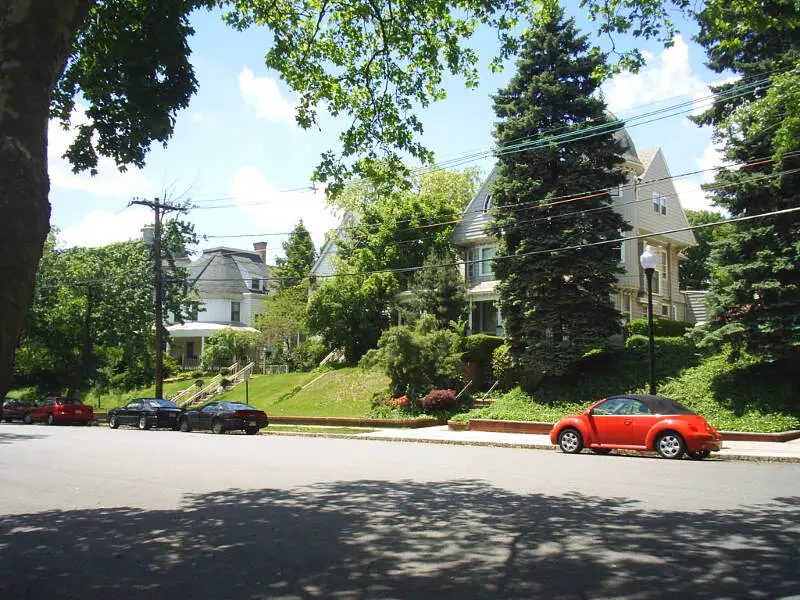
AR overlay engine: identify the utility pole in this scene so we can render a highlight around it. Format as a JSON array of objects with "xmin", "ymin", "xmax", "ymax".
[{"xmin": 130, "ymin": 197, "xmax": 187, "ymax": 399}]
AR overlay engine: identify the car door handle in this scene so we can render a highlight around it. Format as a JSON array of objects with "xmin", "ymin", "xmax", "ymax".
[{"xmin": 624, "ymin": 419, "xmax": 633, "ymax": 425}]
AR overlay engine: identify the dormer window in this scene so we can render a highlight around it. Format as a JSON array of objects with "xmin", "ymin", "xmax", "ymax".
[{"xmin": 482, "ymin": 194, "xmax": 493, "ymax": 213}]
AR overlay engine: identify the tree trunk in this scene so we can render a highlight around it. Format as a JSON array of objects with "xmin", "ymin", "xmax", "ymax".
[{"xmin": 0, "ymin": 0, "xmax": 94, "ymax": 410}]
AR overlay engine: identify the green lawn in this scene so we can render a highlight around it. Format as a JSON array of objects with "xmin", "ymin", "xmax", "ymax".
[
  {"xmin": 453, "ymin": 344, "xmax": 800, "ymax": 432},
  {"xmin": 215, "ymin": 367, "xmax": 390, "ymax": 417}
]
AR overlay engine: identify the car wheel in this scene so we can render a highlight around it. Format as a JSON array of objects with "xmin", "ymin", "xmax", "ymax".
[
  {"xmin": 655, "ymin": 431, "xmax": 685, "ymax": 459},
  {"xmin": 138, "ymin": 415, "xmax": 151, "ymax": 431},
  {"xmin": 46, "ymin": 413, "xmax": 56, "ymax": 426},
  {"xmin": 109, "ymin": 415, "xmax": 119, "ymax": 429},
  {"xmin": 179, "ymin": 418, "xmax": 191, "ymax": 433},
  {"xmin": 211, "ymin": 419, "xmax": 224, "ymax": 435},
  {"xmin": 244, "ymin": 426, "xmax": 259, "ymax": 435},
  {"xmin": 23, "ymin": 413, "xmax": 33, "ymax": 425},
  {"xmin": 591, "ymin": 448, "xmax": 612, "ymax": 455},
  {"xmin": 558, "ymin": 428, "xmax": 583, "ymax": 454},
  {"xmin": 687, "ymin": 449, "xmax": 711, "ymax": 461}
]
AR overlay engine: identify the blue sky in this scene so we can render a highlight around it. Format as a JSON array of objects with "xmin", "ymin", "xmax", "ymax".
[{"xmin": 48, "ymin": 4, "xmax": 727, "ymax": 262}]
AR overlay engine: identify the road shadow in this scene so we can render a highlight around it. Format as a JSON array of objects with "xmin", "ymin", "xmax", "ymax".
[
  {"xmin": 0, "ymin": 431, "xmax": 48, "ymax": 444},
  {"xmin": 0, "ymin": 480, "xmax": 797, "ymax": 599}
]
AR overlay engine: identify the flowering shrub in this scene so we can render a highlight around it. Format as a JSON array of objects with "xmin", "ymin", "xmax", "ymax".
[
  {"xmin": 391, "ymin": 395, "xmax": 411, "ymax": 409},
  {"xmin": 419, "ymin": 389, "xmax": 457, "ymax": 412}
]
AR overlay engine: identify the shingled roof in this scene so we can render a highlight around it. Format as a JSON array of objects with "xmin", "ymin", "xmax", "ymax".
[{"xmin": 188, "ymin": 247, "xmax": 271, "ymax": 295}]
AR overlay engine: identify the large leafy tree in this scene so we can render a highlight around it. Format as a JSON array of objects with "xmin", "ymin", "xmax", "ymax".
[
  {"xmin": 306, "ymin": 273, "xmax": 398, "ymax": 363},
  {"xmin": 489, "ymin": 6, "xmax": 631, "ymax": 376},
  {"xmin": 254, "ymin": 284, "xmax": 308, "ymax": 351},
  {"xmin": 679, "ymin": 209, "xmax": 729, "ymax": 290},
  {"xmin": 14, "ymin": 222, "xmax": 196, "ymax": 395},
  {"xmin": 692, "ymin": 0, "xmax": 800, "ymax": 361},
  {"xmin": 333, "ymin": 168, "xmax": 479, "ymax": 289},
  {"xmin": 0, "ymin": 0, "xmax": 704, "ymax": 402},
  {"xmin": 273, "ymin": 220, "xmax": 316, "ymax": 289}
]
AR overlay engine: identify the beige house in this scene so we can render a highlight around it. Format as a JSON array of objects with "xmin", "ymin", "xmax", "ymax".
[{"xmin": 452, "ymin": 131, "xmax": 697, "ymax": 336}]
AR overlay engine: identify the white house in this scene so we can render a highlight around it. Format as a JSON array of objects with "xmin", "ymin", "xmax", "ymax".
[
  {"xmin": 166, "ymin": 243, "xmax": 272, "ymax": 369},
  {"xmin": 452, "ymin": 128, "xmax": 698, "ymax": 335}
]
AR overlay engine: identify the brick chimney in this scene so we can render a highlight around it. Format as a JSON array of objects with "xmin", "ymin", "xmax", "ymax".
[{"xmin": 253, "ymin": 241, "xmax": 267, "ymax": 263}]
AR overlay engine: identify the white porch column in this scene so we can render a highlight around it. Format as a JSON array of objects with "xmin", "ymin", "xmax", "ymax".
[{"xmin": 468, "ymin": 297, "xmax": 473, "ymax": 334}]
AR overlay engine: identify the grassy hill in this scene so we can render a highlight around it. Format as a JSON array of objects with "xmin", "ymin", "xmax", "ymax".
[
  {"xmin": 455, "ymin": 340, "xmax": 800, "ymax": 432},
  {"xmin": 215, "ymin": 367, "xmax": 389, "ymax": 417}
]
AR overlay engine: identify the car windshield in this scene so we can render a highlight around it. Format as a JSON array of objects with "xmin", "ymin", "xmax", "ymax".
[
  {"xmin": 149, "ymin": 399, "xmax": 179, "ymax": 408},
  {"xmin": 223, "ymin": 403, "xmax": 255, "ymax": 411},
  {"xmin": 55, "ymin": 398, "xmax": 80, "ymax": 405},
  {"xmin": 647, "ymin": 398, "xmax": 696, "ymax": 415}
]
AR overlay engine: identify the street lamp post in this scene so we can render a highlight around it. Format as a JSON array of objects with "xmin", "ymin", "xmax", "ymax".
[{"xmin": 640, "ymin": 246, "xmax": 658, "ymax": 395}]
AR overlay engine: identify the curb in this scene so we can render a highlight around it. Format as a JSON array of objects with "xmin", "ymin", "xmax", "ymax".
[{"xmin": 263, "ymin": 430, "xmax": 800, "ymax": 463}]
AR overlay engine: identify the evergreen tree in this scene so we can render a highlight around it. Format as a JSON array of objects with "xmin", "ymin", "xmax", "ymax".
[
  {"xmin": 274, "ymin": 220, "xmax": 317, "ymax": 289},
  {"xmin": 409, "ymin": 249, "xmax": 468, "ymax": 328},
  {"xmin": 489, "ymin": 5, "xmax": 631, "ymax": 375},
  {"xmin": 679, "ymin": 209, "xmax": 729, "ymax": 291},
  {"xmin": 693, "ymin": 0, "xmax": 800, "ymax": 361}
]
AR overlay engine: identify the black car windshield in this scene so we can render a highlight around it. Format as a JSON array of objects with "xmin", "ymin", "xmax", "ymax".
[
  {"xmin": 647, "ymin": 398, "xmax": 696, "ymax": 415},
  {"xmin": 222, "ymin": 403, "xmax": 255, "ymax": 410},
  {"xmin": 149, "ymin": 399, "xmax": 179, "ymax": 408}
]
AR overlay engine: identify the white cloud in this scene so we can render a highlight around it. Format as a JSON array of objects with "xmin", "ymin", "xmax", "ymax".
[
  {"xmin": 673, "ymin": 178, "xmax": 713, "ymax": 212},
  {"xmin": 697, "ymin": 139, "xmax": 727, "ymax": 182},
  {"xmin": 48, "ymin": 105, "xmax": 153, "ymax": 198},
  {"xmin": 603, "ymin": 36, "xmax": 708, "ymax": 115},
  {"xmin": 58, "ymin": 208, "xmax": 152, "ymax": 249},
  {"xmin": 228, "ymin": 166, "xmax": 339, "ymax": 259},
  {"xmin": 239, "ymin": 67, "xmax": 297, "ymax": 124}
]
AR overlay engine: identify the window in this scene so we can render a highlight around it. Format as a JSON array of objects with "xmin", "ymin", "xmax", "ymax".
[
  {"xmin": 621, "ymin": 293, "xmax": 632, "ymax": 322},
  {"xmin": 231, "ymin": 301, "xmax": 241, "ymax": 322},
  {"xmin": 594, "ymin": 397, "xmax": 651, "ymax": 416},
  {"xmin": 480, "ymin": 246, "xmax": 495, "ymax": 277},
  {"xmin": 652, "ymin": 192, "xmax": 667, "ymax": 215},
  {"xmin": 482, "ymin": 194, "xmax": 493, "ymax": 213},
  {"xmin": 661, "ymin": 304, "xmax": 670, "ymax": 316}
]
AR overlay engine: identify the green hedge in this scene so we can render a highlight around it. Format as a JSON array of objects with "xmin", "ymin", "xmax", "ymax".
[
  {"xmin": 625, "ymin": 317, "xmax": 693, "ymax": 338},
  {"xmin": 461, "ymin": 335, "xmax": 504, "ymax": 363}
]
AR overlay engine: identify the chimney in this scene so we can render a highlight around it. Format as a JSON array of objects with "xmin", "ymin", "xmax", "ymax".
[{"xmin": 253, "ymin": 241, "xmax": 267, "ymax": 263}]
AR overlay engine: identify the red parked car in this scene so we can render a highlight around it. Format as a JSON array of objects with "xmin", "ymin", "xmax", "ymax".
[
  {"xmin": 24, "ymin": 397, "xmax": 94, "ymax": 426},
  {"xmin": 550, "ymin": 394, "xmax": 722, "ymax": 460}
]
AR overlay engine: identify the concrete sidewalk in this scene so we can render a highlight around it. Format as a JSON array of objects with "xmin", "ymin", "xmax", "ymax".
[{"xmin": 357, "ymin": 425, "xmax": 800, "ymax": 462}]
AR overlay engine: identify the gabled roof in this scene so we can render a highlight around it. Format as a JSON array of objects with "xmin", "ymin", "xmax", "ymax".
[{"xmin": 452, "ymin": 168, "xmax": 496, "ymax": 245}]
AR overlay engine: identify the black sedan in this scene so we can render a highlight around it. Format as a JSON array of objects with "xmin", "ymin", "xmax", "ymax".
[
  {"xmin": 2, "ymin": 398, "xmax": 34, "ymax": 422},
  {"xmin": 178, "ymin": 401, "xmax": 268, "ymax": 435},
  {"xmin": 108, "ymin": 398, "xmax": 184, "ymax": 430}
]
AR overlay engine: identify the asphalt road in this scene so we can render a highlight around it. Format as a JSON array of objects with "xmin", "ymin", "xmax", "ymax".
[{"xmin": 1, "ymin": 423, "xmax": 799, "ymax": 600}]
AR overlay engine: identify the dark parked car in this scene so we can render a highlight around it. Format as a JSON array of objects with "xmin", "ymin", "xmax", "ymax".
[
  {"xmin": 3, "ymin": 398, "xmax": 35, "ymax": 422},
  {"xmin": 108, "ymin": 398, "xmax": 184, "ymax": 430},
  {"xmin": 178, "ymin": 401, "xmax": 268, "ymax": 435},
  {"xmin": 550, "ymin": 394, "xmax": 722, "ymax": 460},
  {"xmin": 24, "ymin": 397, "xmax": 94, "ymax": 425}
]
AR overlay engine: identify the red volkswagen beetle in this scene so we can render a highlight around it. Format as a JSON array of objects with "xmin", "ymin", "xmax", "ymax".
[{"xmin": 550, "ymin": 394, "xmax": 722, "ymax": 460}]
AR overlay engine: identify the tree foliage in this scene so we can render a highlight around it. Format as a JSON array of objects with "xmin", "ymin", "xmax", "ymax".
[
  {"xmin": 306, "ymin": 273, "xmax": 399, "ymax": 363},
  {"xmin": 254, "ymin": 284, "xmax": 308, "ymax": 350},
  {"xmin": 332, "ymin": 168, "xmax": 479, "ymax": 289},
  {"xmin": 273, "ymin": 220, "xmax": 316, "ymax": 289},
  {"xmin": 408, "ymin": 249, "xmax": 468, "ymax": 328},
  {"xmin": 692, "ymin": 0, "xmax": 800, "ymax": 361},
  {"xmin": 679, "ymin": 209, "xmax": 729, "ymax": 290},
  {"xmin": 360, "ymin": 314, "xmax": 463, "ymax": 399},
  {"xmin": 488, "ymin": 6, "xmax": 631, "ymax": 376},
  {"xmin": 14, "ymin": 222, "xmax": 195, "ymax": 395},
  {"xmin": 200, "ymin": 327, "xmax": 263, "ymax": 370}
]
